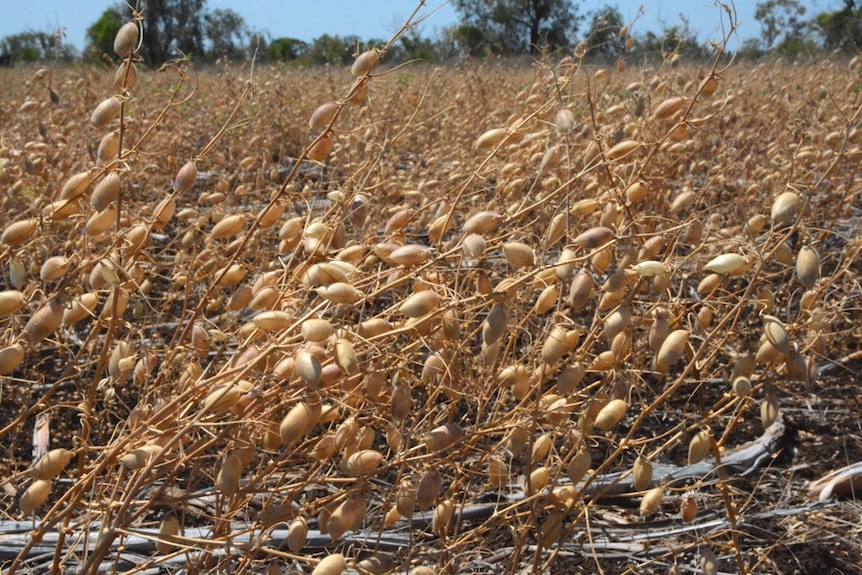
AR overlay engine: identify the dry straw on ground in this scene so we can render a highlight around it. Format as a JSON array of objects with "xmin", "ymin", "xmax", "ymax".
[{"xmin": 0, "ymin": 1, "xmax": 861, "ymax": 574}]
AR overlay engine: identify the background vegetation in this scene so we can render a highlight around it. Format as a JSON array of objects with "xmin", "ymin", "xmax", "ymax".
[{"xmin": 2, "ymin": 0, "xmax": 862, "ymax": 68}]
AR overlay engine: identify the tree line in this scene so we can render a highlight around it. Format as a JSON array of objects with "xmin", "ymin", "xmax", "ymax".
[{"xmin": 1, "ymin": 0, "xmax": 860, "ymax": 67}]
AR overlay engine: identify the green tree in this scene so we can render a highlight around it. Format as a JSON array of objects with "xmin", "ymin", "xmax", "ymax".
[
  {"xmin": 266, "ymin": 37, "xmax": 309, "ymax": 62},
  {"xmin": 139, "ymin": 0, "xmax": 207, "ymax": 65},
  {"xmin": 813, "ymin": 1, "xmax": 862, "ymax": 52},
  {"xmin": 205, "ymin": 8, "xmax": 248, "ymax": 61},
  {"xmin": 584, "ymin": 5, "xmax": 624, "ymax": 59},
  {"xmin": 305, "ymin": 34, "xmax": 353, "ymax": 65},
  {"xmin": 452, "ymin": 0, "xmax": 581, "ymax": 54},
  {"xmin": 0, "ymin": 30, "xmax": 77, "ymax": 64},
  {"xmin": 85, "ymin": 5, "xmax": 125, "ymax": 60},
  {"xmin": 754, "ymin": 0, "xmax": 808, "ymax": 51}
]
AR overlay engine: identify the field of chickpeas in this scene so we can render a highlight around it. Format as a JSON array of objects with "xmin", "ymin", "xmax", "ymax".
[{"xmin": 1, "ymin": 8, "xmax": 862, "ymax": 575}]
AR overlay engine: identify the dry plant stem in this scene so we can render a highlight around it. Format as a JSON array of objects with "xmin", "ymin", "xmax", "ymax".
[
  {"xmin": 709, "ymin": 434, "xmax": 748, "ymax": 575},
  {"xmin": 540, "ymin": 259, "xmax": 768, "ymax": 572}
]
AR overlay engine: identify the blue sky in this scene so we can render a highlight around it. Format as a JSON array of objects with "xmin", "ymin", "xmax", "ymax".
[{"xmin": 0, "ymin": 1, "xmax": 837, "ymax": 53}]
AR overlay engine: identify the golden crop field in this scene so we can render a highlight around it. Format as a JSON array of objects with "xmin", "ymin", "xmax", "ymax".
[{"xmin": 1, "ymin": 6, "xmax": 861, "ymax": 575}]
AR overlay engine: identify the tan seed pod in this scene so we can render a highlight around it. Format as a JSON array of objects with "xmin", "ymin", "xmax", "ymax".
[
  {"xmin": 432, "ymin": 499, "xmax": 454, "ymax": 533},
  {"xmin": 203, "ymin": 381, "xmax": 246, "ymax": 413},
  {"xmin": 97, "ymin": 131, "xmax": 120, "ymax": 162},
  {"xmin": 462, "ymin": 210, "xmax": 501, "ymax": 234},
  {"xmin": 606, "ymin": 139, "xmax": 640, "ymax": 160},
  {"xmin": 0, "ymin": 290, "xmax": 26, "ymax": 317},
  {"xmin": 640, "ymin": 485, "xmax": 663, "ymax": 516},
  {"xmin": 317, "ymin": 282, "xmax": 361, "ymax": 304},
  {"xmin": 697, "ymin": 273, "xmax": 721, "ymax": 297},
  {"xmin": 29, "ymin": 448, "xmax": 73, "ymax": 481},
  {"xmin": 502, "ymin": 241, "xmax": 535, "ymax": 267},
  {"xmin": 0, "ymin": 342, "xmax": 25, "ymax": 375},
  {"xmin": 346, "ymin": 77, "xmax": 368, "ymax": 106},
  {"xmin": 398, "ymin": 290, "xmax": 441, "ymax": 318},
  {"xmin": 60, "ymin": 170, "xmax": 92, "ymax": 200},
  {"xmin": 655, "ymin": 329, "xmax": 690, "ymax": 372},
  {"xmin": 755, "ymin": 338, "xmax": 780, "ymax": 364},
  {"xmin": 592, "ymin": 349, "xmax": 616, "ymax": 371},
  {"xmin": 785, "ymin": 349, "xmax": 809, "ymax": 385},
  {"xmin": 210, "ymin": 214, "xmax": 245, "ymax": 239},
  {"xmin": 91, "ymin": 96, "xmax": 120, "ymax": 128},
  {"xmin": 356, "ymin": 555, "xmax": 395, "ymax": 575},
  {"xmin": 637, "ymin": 235, "xmax": 664, "ymax": 262},
  {"xmin": 344, "ymin": 449, "xmax": 383, "ymax": 476},
  {"xmin": 623, "ymin": 180, "xmax": 647, "ymax": 203},
  {"xmin": 396, "ymin": 480, "xmax": 417, "ymax": 517},
  {"xmin": 300, "ymin": 318, "xmax": 332, "ymax": 342},
  {"xmin": 761, "ymin": 392, "xmax": 779, "ymax": 428},
  {"xmin": 699, "ymin": 75, "xmax": 719, "ymax": 97},
  {"xmin": 568, "ymin": 270, "xmax": 594, "ymax": 311},
  {"xmin": 462, "ymin": 233, "xmax": 487, "ymax": 258},
  {"xmin": 475, "ymin": 127, "xmax": 509, "ymax": 150},
  {"xmin": 287, "ymin": 517, "xmax": 307, "ymax": 552},
  {"xmin": 216, "ymin": 264, "xmax": 246, "ymax": 287},
  {"xmin": 389, "ymin": 244, "xmax": 432, "ymax": 266},
  {"xmin": 771, "ymin": 191, "xmax": 800, "ymax": 225},
  {"xmin": 156, "ymin": 514, "xmax": 179, "ymax": 554},
  {"xmin": 388, "ymin": 381, "xmax": 411, "ymax": 422},
  {"xmin": 557, "ymin": 362, "xmax": 585, "ymax": 394},
  {"xmin": 652, "ymin": 96, "xmax": 683, "ymax": 120},
  {"xmin": 2, "ymin": 218, "xmax": 37, "ymax": 246},
  {"xmin": 529, "ymin": 433, "xmax": 551, "ymax": 464},
  {"xmin": 796, "ymin": 245, "xmax": 820, "ymax": 289},
  {"xmin": 114, "ymin": 60, "xmax": 137, "ymax": 91},
  {"xmin": 704, "ymin": 253, "xmax": 746, "ymax": 274},
  {"xmin": 632, "ymin": 456, "xmax": 652, "ymax": 491},
  {"xmin": 328, "ymin": 494, "xmax": 367, "ymax": 540},
  {"xmin": 8, "ymin": 258, "xmax": 25, "ymax": 290},
  {"xmin": 423, "ymin": 423, "xmax": 463, "ymax": 452},
  {"xmin": 538, "ymin": 511, "xmax": 563, "ymax": 548},
  {"xmin": 90, "ymin": 172, "xmax": 120, "ymax": 212},
  {"xmin": 20, "ymin": 479, "xmax": 51, "ymax": 515},
  {"xmin": 541, "ymin": 324, "xmax": 569, "ymax": 365},
  {"xmin": 307, "ymin": 132, "xmax": 334, "ymax": 163},
  {"xmin": 688, "ymin": 429, "xmax": 711, "ymax": 465},
  {"xmin": 701, "ymin": 546, "xmax": 718, "ymax": 575},
  {"xmin": 594, "ymin": 399, "xmax": 628, "ymax": 431},
  {"xmin": 216, "ymin": 454, "xmax": 242, "ymax": 496},
  {"xmin": 534, "ymin": 284, "xmax": 558, "ymax": 315},
  {"xmin": 312, "ymin": 553, "xmax": 347, "ymax": 575},
  {"xmin": 152, "ymin": 196, "xmax": 176, "ymax": 231},
  {"xmin": 482, "ymin": 304, "xmax": 507, "ymax": 345},
  {"xmin": 762, "ymin": 315, "xmax": 790, "ymax": 355},
  {"xmin": 681, "ymin": 493, "xmax": 698, "ymax": 522},
  {"xmin": 120, "ymin": 443, "xmax": 161, "ymax": 470},
  {"xmin": 732, "ymin": 376, "xmax": 752, "ymax": 398},
  {"xmin": 555, "ymin": 108, "xmax": 575, "ymax": 132},
  {"xmin": 114, "ymin": 21, "xmax": 138, "ymax": 57},
  {"xmin": 26, "ymin": 297, "xmax": 64, "ymax": 344},
  {"xmin": 309, "ymin": 102, "xmax": 338, "ymax": 133},
  {"xmin": 574, "ymin": 226, "xmax": 614, "ymax": 250},
  {"xmin": 732, "ymin": 355, "xmax": 756, "ymax": 379},
  {"xmin": 334, "ymin": 338, "xmax": 359, "ymax": 375},
  {"xmin": 279, "ymin": 401, "xmax": 321, "ymax": 446},
  {"xmin": 39, "ymin": 256, "xmax": 70, "ymax": 283},
  {"xmin": 632, "ymin": 260, "xmax": 668, "ymax": 277},
  {"xmin": 253, "ymin": 310, "xmax": 292, "ymax": 331},
  {"xmin": 566, "ymin": 448, "xmax": 591, "ymax": 484},
  {"xmin": 507, "ymin": 426, "xmax": 529, "ymax": 456},
  {"xmin": 540, "ymin": 144, "xmax": 564, "ymax": 175},
  {"xmin": 351, "ymin": 49, "xmax": 379, "ymax": 76},
  {"xmin": 247, "ymin": 286, "xmax": 279, "ymax": 311},
  {"xmin": 294, "ymin": 349, "xmax": 322, "ymax": 387},
  {"xmin": 416, "ymin": 469, "xmax": 442, "ymax": 510}
]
